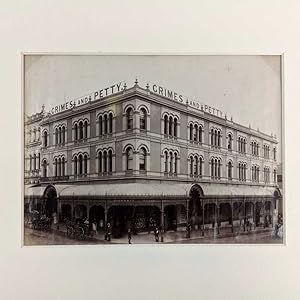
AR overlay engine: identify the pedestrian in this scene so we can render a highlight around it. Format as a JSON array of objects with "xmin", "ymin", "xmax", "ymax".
[
  {"xmin": 92, "ymin": 219, "xmax": 97, "ymax": 236},
  {"xmin": 106, "ymin": 222, "xmax": 112, "ymax": 241},
  {"xmin": 186, "ymin": 223, "xmax": 191, "ymax": 239},
  {"xmin": 154, "ymin": 227, "xmax": 159, "ymax": 242},
  {"xmin": 128, "ymin": 228, "xmax": 132, "ymax": 244}
]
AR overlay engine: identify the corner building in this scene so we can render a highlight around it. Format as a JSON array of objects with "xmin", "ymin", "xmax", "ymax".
[{"xmin": 25, "ymin": 81, "xmax": 282, "ymax": 236}]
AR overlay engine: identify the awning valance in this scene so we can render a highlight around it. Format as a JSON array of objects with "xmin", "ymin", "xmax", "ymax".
[{"xmin": 24, "ymin": 182, "xmax": 278, "ymax": 199}]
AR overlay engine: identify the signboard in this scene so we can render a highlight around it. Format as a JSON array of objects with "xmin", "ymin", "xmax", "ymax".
[{"xmin": 150, "ymin": 83, "xmax": 225, "ymax": 119}]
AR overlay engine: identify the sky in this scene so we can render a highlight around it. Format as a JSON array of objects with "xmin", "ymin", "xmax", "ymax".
[{"xmin": 24, "ymin": 55, "xmax": 282, "ymax": 160}]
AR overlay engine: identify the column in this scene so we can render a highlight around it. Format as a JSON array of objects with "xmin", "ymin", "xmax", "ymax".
[
  {"xmin": 231, "ymin": 201, "xmax": 234, "ymax": 233},
  {"xmin": 217, "ymin": 203, "xmax": 220, "ymax": 235},
  {"xmin": 160, "ymin": 200, "xmax": 164, "ymax": 242},
  {"xmin": 243, "ymin": 201, "xmax": 246, "ymax": 232},
  {"xmin": 202, "ymin": 202, "xmax": 205, "ymax": 236},
  {"xmin": 262, "ymin": 201, "xmax": 266, "ymax": 228}
]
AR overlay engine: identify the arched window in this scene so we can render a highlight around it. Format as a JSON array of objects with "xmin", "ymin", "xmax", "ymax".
[
  {"xmin": 194, "ymin": 156, "xmax": 198, "ymax": 175},
  {"xmin": 99, "ymin": 116, "xmax": 103, "ymax": 136},
  {"xmin": 98, "ymin": 152, "xmax": 102, "ymax": 173},
  {"xmin": 190, "ymin": 124, "xmax": 194, "ymax": 141},
  {"xmin": 84, "ymin": 154, "xmax": 88, "ymax": 174},
  {"xmin": 217, "ymin": 159, "xmax": 221, "ymax": 178},
  {"xmin": 199, "ymin": 126, "xmax": 202, "ymax": 143},
  {"xmin": 62, "ymin": 126, "xmax": 65, "ymax": 144},
  {"xmin": 228, "ymin": 161, "xmax": 232, "ymax": 180},
  {"xmin": 169, "ymin": 152, "xmax": 173, "ymax": 173},
  {"xmin": 78, "ymin": 154, "xmax": 83, "ymax": 175},
  {"xmin": 108, "ymin": 150, "xmax": 113, "ymax": 172},
  {"xmin": 139, "ymin": 147, "xmax": 146, "ymax": 171},
  {"xmin": 104, "ymin": 115, "xmax": 108, "ymax": 134},
  {"xmin": 79, "ymin": 122, "xmax": 83, "ymax": 140},
  {"xmin": 164, "ymin": 115, "xmax": 168, "ymax": 135},
  {"xmin": 273, "ymin": 169, "xmax": 277, "ymax": 183},
  {"xmin": 214, "ymin": 130, "xmax": 218, "ymax": 147},
  {"xmin": 126, "ymin": 148, "xmax": 133, "ymax": 170},
  {"xmin": 168, "ymin": 116, "xmax": 173, "ymax": 136},
  {"xmin": 174, "ymin": 118, "xmax": 178, "ymax": 137},
  {"xmin": 228, "ymin": 134, "xmax": 232, "ymax": 150},
  {"xmin": 38, "ymin": 153, "xmax": 40, "ymax": 169},
  {"xmin": 61, "ymin": 157, "xmax": 65, "ymax": 176},
  {"xmin": 42, "ymin": 160, "xmax": 47, "ymax": 177},
  {"xmin": 174, "ymin": 153, "xmax": 178, "ymax": 174},
  {"xmin": 74, "ymin": 124, "xmax": 78, "ymax": 141},
  {"xmin": 126, "ymin": 108, "xmax": 133, "ymax": 130},
  {"xmin": 194, "ymin": 124, "xmax": 198, "ymax": 142},
  {"xmin": 54, "ymin": 158, "xmax": 58, "ymax": 177},
  {"xmin": 74, "ymin": 156, "xmax": 77, "ymax": 175},
  {"xmin": 58, "ymin": 127, "xmax": 62, "ymax": 144},
  {"xmin": 190, "ymin": 156, "xmax": 194, "ymax": 175},
  {"xmin": 33, "ymin": 154, "xmax": 36, "ymax": 170},
  {"xmin": 164, "ymin": 151, "xmax": 168, "ymax": 173},
  {"xmin": 55, "ymin": 128, "xmax": 58, "ymax": 145},
  {"xmin": 211, "ymin": 158, "xmax": 214, "ymax": 177},
  {"xmin": 140, "ymin": 108, "xmax": 147, "ymax": 130},
  {"xmin": 217, "ymin": 131, "xmax": 221, "ymax": 147},
  {"xmin": 43, "ymin": 131, "xmax": 48, "ymax": 147},
  {"xmin": 58, "ymin": 158, "xmax": 61, "ymax": 177},
  {"xmin": 109, "ymin": 113, "xmax": 113, "ymax": 133},
  {"xmin": 199, "ymin": 157, "xmax": 203, "ymax": 176},
  {"xmin": 84, "ymin": 121, "xmax": 88, "ymax": 139},
  {"xmin": 29, "ymin": 155, "xmax": 32, "ymax": 171},
  {"xmin": 103, "ymin": 151, "xmax": 107, "ymax": 173}
]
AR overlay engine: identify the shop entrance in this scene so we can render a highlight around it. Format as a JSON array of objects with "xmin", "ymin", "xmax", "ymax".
[{"xmin": 44, "ymin": 185, "xmax": 57, "ymax": 217}]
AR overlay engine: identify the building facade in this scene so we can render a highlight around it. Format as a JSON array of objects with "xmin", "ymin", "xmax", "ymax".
[{"xmin": 24, "ymin": 81, "xmax": 282, "ymax": 236}]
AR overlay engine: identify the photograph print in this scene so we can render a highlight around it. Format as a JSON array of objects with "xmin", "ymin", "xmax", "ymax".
[{"xmin": 23, "ymin": 54, "xmax": 283, "ymax": 245}]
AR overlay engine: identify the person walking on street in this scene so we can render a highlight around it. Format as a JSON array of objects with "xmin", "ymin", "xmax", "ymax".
[
  {"xmin": 128, "ymin": 228, "xmax": 132, "ymax": 244},
  {"xmin": 106, "ymin": 222, "xmax": 112, "ymax": 241},
  {"xmin": 154, "ymin": 226, "xmax": 159, "ymax": 242}
]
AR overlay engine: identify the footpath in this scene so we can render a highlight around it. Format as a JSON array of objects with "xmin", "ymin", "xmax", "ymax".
[{"xmin": 28, "ymin": 222, "xmax": 277, "ymax": 244}]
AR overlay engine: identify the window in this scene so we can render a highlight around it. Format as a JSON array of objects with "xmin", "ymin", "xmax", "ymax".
[
  {"xmin": 190, "ymin": 124, "xmax": 194, "ymax": 141},
  {"xmin": 33, "ymin": 154, "xmax": 36, "ymax": 170},
  {"xmin": 38, "ymin": 153, "xmax": 40, "ymax": 169},
  {"xmin": 54, "ymin": 158, "xmax": 58, "ymax": 177},
  {"xmin": 98, "ymin": 152, "xmax": 102, "ymax": 173},
  {"xmin": 174, "ymin": 153, "xmax": 178, "ymax": 174},
  {"xmin": 62, "ymin": 126, "xmax": 65, "ymax": 144},
  {"xmin": 228, "ymin": 134, "xmax": 232, "ymax": 150},
  {"xmin": 103, "ymin": 151, "xmax": 107, "ymax": 173},
  {"xmin": 126, "ymin": 108, "xmax": 133, "ymax": 130},
  {"xmin": 228, "ymin": 161, "xmax": 232, "ymax": 180},
  {"xmin": 140, "ymin": 108, "xmax": 147, "ymax": 130},
  {"xmin": 58, "ymin": 158, "xmax": 61, "ymax": 177},
  {"xmin": 211, "ymin": 129, "xmax": 214, "ymax": 145},
  {"xmin": 42, "ymin": 160, "xmax": 47, "ymax": 177},
  {"xmin": 273, "ymin": 147, "xmax": 276, "ymax": 160},
  {"xmin": 109, "ymin": 113, "xmax": 113, "ymax": 133},
  {"xmin": 43, "ymin": 131, "xmax": 48, "ymax": 147},
  {"xmin": 99, "ymin": 116, "xmax": 103, "ymax": 136},
  {"xmin": 79, "ymin": 122, "xmax": 83, "ymax": 140},
  {"xmin": 55, "ymin": 128, "xmax": 59, "ymax": 145},
  {"xmin": 29, "ymin": 155, "xmax": 32, "ymax": 171},
  {"xmin": 193, "ymin": 124, "xmax": 198, "ymax": 142},
  {"xmin": 238, "ymin": 163, "xmax": 246, "ymax": 181},
  {"xmin": 74, "ymin": 156, "xmax": 77, "ymax": 175},
  {"xmin": 273, "ymin": 169, "xmax": 277, "ymax": 183},
  {"xmin": 164, "ymin": 116, "xmax": 168, "ymax": 135},
  {"xmin": 190, "ymin": 156, "xmax": 194, "ymax": 175},
  {"xmin": 199, "ymin": 157, "xmax": 203, "ymax": 176},
  {"xmin": 168, "ymin": 116, "xmax": 173, "ymax": 136},
  {"xmin": 84, "ymin": 154, "xmax": 88, "ymax": 174},
  {"xmin": 174, "ymin": 118, "xmax": 178, "ymax": 137},
  {"xmin": 211, "ymin": 158, "xmax": 214, "ymax": 177},
  {"xmin": 61, "ymin": 157, "xmax": 65, "ymax": 176},
  {"xmin": 84, "ymin": 121, "xmax": 88, "ymax": 138},
  {"xmin": 194, "ymin": 156, "xmax": 198, "ymax": 175},
  {"xmin": 104, "ymin": 115, "xmax": 108, "ymax": 134},
  {"xmin": 74, "ymin": 124, "xmax": 78, "ymax": 141},
  {"xmin": 164, "ymin": 151, "xmax": 168, "ymax": 173},
  {"xmin": 139, "ymin": 148, "xmax": 146, "ymax": 171},
  {"xmin": 78, "ymin": 154, "xmax": 83, "ymax": 175},
  {"xmin": 217, "ymin": 131, "xmax": 221, "ymax": 147},
  {"xmin": 126, "ymin": 148, "xmax": 133, "ymax": 170},
  {"xmin": 108, "ymin": 150, "xmax": 113, "ymax": 172},
  {"xmin": 169, "ymin": 152, "xmax": 173, "ymax": 173},
  {"xmin": 198, "ymin": 126, "xmax": 203, "ymax": 143}
]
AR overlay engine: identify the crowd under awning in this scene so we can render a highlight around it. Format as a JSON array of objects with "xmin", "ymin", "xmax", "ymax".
[{"xmin": 24, "ymin": 182, "xmax": 279, "ymax": 199}]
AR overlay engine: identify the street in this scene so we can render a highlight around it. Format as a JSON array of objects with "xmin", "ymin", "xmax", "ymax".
[{"xmin": 24, "ymin": 225, "xmax": 283, "ymax": 246}]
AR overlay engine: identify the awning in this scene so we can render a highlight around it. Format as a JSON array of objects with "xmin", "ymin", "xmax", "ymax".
[
  {"xmin": 24, "ymin": 182, "xmax": 278, "ymax": 199},
  {"xmin": 55, "ymin": 182, "xmax": 277, "ymax": 198}
]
